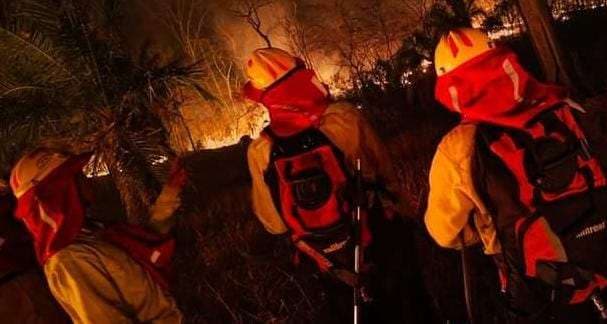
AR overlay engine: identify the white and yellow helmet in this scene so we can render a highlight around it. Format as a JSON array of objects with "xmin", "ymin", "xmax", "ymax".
[
  {"xmin": 10, "ymin": 150, "xmax": 70, "ymax": 198},
  {"xmin": 244, "ymin": 47, "xmax": 300, "ymax": 90},
  {"xmin": 434, "ymin": 28, "xmax": 495, "ymax": 76}
]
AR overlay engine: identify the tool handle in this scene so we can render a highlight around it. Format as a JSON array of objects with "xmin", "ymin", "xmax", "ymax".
[
  {"xmin": 460, "ymin": 233, "xmax": 475, "ymax": 324},
  {"xmin": 353, "ymin": 159, "xmax": 362, "ymax": 324},
  {"xmin": 591, "ymin": 292, "xmax": 607, "ymax": 319}
]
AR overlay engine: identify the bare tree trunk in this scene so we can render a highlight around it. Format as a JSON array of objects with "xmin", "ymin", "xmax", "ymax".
[{"xmin": 516, "ymin": 0, "xmax": 574, "ymax": 87}]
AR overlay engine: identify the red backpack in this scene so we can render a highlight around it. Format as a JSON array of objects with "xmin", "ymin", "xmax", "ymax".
[
  {"xmin": 263, "ymin": 127, "xmax": 358, "ymax": 278},
  {"xmin": 474, "ymin": 102, "xmax": 607, "ymax": 314}
]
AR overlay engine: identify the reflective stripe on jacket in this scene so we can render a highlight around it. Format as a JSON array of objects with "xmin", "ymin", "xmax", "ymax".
[
  {"xmin": 248, "ymin": 101, "xmax": 403, "ymax": 234},
  {"xmin": 424, "ymin": 123, "xmax": 502, "ymax": 255}
]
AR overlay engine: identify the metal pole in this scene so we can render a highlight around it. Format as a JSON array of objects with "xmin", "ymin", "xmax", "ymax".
[
  {"xmin": 591, "ymin": 292, "xmax": 607, "ymax": 319},
  {"xmin": 353, "ymin": 158, "xmax": 362, "ymax": 324},
  {"xmin": 460, "ymin": 232, "xmax": 475, "ymax": 324}
]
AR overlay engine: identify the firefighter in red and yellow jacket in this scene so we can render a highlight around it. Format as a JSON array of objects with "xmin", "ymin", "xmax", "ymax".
[
  {"xmin": 244, "ymin": 47, "xmax": 408, "ymax": 321},
  {"xmin": 426, "ymin": 28, "xmax": 607, "ymax": 320},
  {"xmin": 9, "ymin": 150, "xmax": 186, "ymax": 324}
]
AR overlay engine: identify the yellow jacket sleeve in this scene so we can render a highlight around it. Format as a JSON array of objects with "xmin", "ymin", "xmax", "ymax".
[
  {"xmin": 247, "ymin": 136, "xmax": 288, "ymax": 234},
  {"xmin": 320, "ymin": 102, "xmax": 404, "ymax": 213},
  {"xmin": 149, "ymin": 160, "xmax": 187, "ymax": 234},
  {"xmin": 149, "ymin": 180, "xmax": 183, "ymax": 234},
  {"xmin": 44, "ymin": 239, "xmax": 182, "ymax": 324},
  {"xmin": 424, "ymin": 124, "xmax": 501, "ymax": 255}
]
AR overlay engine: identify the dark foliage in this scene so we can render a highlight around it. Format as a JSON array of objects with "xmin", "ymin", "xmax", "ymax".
[
  {"xmin": 0, "ymin": 0, "xmax": 209, "ymax": 223},
  {"xmin": 555, "ymin": 7, "xmax": 607, "ymax": 95}
]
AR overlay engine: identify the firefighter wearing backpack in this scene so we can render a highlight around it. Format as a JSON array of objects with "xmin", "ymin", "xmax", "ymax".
[
  {"xmin": 244, "ymin": 48, "xmax": 406, "ymax": 321},
  {"xmin": 425, "ymin": 28, "xmax": 607, "ymax": 321},
  {"xmin": 9, "ymin": 150, "xmax": 186, "ymax": 324}
]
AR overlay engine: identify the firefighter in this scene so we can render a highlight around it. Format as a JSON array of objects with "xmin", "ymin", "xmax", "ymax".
[
  {"xmin": 9, "ymin": 150, "xmax": 187, "ymax": 324},
  {"xmin": 425, "ymin": 28, "xmax": 607, "ymax": 321},
  {"xmin": 243, "ymin": 47, "xmax": 410, "ymax": 322},
  {"xmin": 0, "ymin": 179, "xmax": 69, "ymax": 323}
]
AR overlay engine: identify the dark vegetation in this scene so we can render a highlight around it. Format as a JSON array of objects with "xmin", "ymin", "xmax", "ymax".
[
  {"xmin": 556, "ymin": 6, "xmax": 607, "ymax": 94},
  {"xmin": 1, "ymin": 0, "xmax": 607, "ymax": 323}
]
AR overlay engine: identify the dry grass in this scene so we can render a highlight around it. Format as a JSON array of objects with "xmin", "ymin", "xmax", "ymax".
[{"xmin": 170, "ymin": 143, "xmax": 325, "ymax": 323}]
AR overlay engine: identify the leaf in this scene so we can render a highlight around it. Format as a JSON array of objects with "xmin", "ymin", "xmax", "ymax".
[
  {"xmin": 0, "ymin": 85, "xmax": 46, "ymax": 98},
  {"xmin": 0, "ymin": 0, "xmax": 212, "ymax": 224},
  {"xmin": 0, "ymin": 27, "xmax": 78, "ymax": 90}
]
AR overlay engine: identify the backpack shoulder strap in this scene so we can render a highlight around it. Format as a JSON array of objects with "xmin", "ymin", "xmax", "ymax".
[
  {"xmin": 473, "ymin": 124, "xmax": 500, "ymax": 217},
  {"xmin": 473, "ymin": 123, "xmax": 530, "ymax": 221}
]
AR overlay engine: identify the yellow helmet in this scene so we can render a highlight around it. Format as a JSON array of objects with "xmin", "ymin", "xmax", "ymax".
[
  {"xmin": 10, "ymin": 150, "xmax": 70, "ymax": 198},
  {"xmin": 434, "ymin": 28, "xmax": 495, "ymax": 76},
  {"xmin": 244, "ymin": 47, "xmax": 300, "ymax": 90}
]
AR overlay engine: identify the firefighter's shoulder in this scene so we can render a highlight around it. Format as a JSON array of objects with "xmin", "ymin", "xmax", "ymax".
[
  {"xmin": 325, "ymin": 100, "xmax": 360, "ymax": 115},
  {"xmin": 436, "ymin": 123, "xmax": 478, "ymax": 166},
  {"xmin": 322, "ymin": 100, "xmax": 364, "ymax": 125}
]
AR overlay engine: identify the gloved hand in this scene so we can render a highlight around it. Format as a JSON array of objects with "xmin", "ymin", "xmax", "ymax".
[
  {"xmin": 165, "ymin": 157, "xmax": 188, "ymax": 189},
  {"xmin": 149, "ymin": 157, "xmax": 188, "ymax": 234}
]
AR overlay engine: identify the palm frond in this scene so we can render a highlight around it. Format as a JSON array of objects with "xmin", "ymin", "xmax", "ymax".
[
  {"xmin": 13, "ymin": 0, "xmax": 61, "ymax": 33},
  {"xmin": 0, "ymin": 0, "xmax": 210, "ymax": 224},
  {"xmin": 0, "ymin": 27, "xmax": 78, "ymax": 89}
]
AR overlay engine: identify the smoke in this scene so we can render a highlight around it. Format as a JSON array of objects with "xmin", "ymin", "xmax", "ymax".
[
  {"xmin": 121, "ymin": 0, "xmax": 437, "ymax": 148},
  {"xmin": 206, "ymin": 1, "xmax": 356, "ymax": 88}
]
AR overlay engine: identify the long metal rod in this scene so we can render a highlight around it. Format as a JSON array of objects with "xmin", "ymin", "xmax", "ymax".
[
  {"xmin": 353, "ymin": 158, "xmax": 362, "ymax": 324},
  {"xmin": 460, "ymin": 233, "xmax": 475, "ymax": 324}
]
